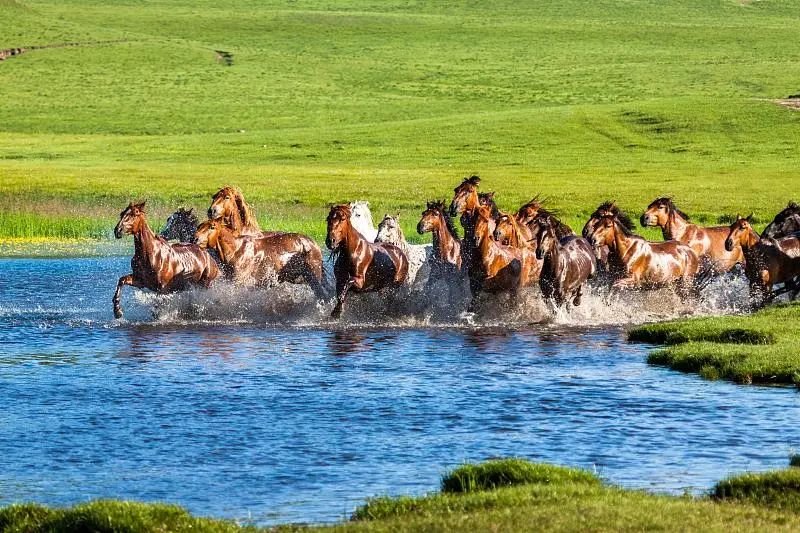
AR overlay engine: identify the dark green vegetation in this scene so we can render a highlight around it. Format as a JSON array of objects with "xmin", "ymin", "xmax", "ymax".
[
  {"xmin": 6, "ymin": 459, "xmax": 800, "ymax": 532},
  {"xmin": 1, "ymin": 1, "xmax": 800, "ymax": 244},
  {"xmin": 629, "ymin": 302, "xmax": 800, "ymax": 385}
]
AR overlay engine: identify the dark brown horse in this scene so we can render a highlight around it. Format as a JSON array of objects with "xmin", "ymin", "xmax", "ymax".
[
  {"xmin": 194, "ymin": 219, "xmax": 327, "ymax": 300},
  {"xmin": 582, "ymin": 201, "xmax": 636, "ymax": 283},
  {"xmin": 326, "ymin": 204, "xmax": 409, "ymax": 319},
  {"xmin": 641, "ymin": 197, "xmax": 743, "ymax": 273},
  {"xmin": 112, "ymin": 202, "xmax": 220, "ymax": 318},
  {"xmin": 588, "ymin": 212, "xmax": 699, "ymax": 294},
  {"xmin": 160, "ymin": 207, "xmax": 199, "ymax": 243},
  {"xmin": 535, "ymin": 215, "xmax": 596, "ymax": 308},
  {"xmin": 468, "ymin": 204, "xmax": 539, "ymax": 305},
  {"xmin": 417, "ymin": 200, "xmax": 462, "ymax": 279},
  {"xmin": 207, "ymin": 186, "xmax": 282, "ymax": 237},
  {"xmin": 725, "ymin": 216, "xmax": 800, "ymax": 307},
  {"xmin": 449, "ymin": 175, "xmax": 487, "ymax": 295},
  {"xmin": 762, "ymin": 202, "xmax": 800, "ymax": 239}
]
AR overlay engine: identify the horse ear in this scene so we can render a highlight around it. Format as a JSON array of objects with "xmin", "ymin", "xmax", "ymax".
[
  {"xmin": 188, "ymin": 208, "xmax": 193, "ymax": 215},
  {"xmin": 746, "ymin": 213, "xmax": 754, "ymax": 222}
]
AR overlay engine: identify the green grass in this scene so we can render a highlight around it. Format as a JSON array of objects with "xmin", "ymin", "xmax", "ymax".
[
  {"xmin": 629, "ymin": 302, "xmax": 800, "ymax": 385},
  {"xmin": 1, "ymin": 1, "xmax": 800, "ymax": 245},
  {"xmin": 7, "ymin": 459, "xmax": 800, "ymax": 532}
]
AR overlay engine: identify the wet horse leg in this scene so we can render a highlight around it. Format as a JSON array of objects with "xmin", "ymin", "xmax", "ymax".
[
  {"xmin": 331, "ymin": 277, "xmax": 355, "ymax": 319},
  {"xmin": 113, "ymin": 274, "xmax": 143, "ymax": 319}
]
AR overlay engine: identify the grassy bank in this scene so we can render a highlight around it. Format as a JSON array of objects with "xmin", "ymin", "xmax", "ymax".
[
  {"xmin": 1, "ymin": 1, "xmax": 800, "ymax": 244},
  {"xmin": 629, "ymin": 302, "xmax": 800, "ymax": 385},
  {"xmin": 5, "ymin": 459, "xmax": 800, "ymax": 532}
]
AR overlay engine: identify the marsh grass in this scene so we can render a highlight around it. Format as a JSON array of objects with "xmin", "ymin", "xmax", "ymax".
[
  {"xmin": 714, "ymin": 469, "xmax": 800, "ymax": 511},
  {"xmin": 439, "ymin": 458, "xmax": 599, "ymax": 494},
  {"xmin": 629, "ymin": 303, "xmax": 800, "ymax": 385}
]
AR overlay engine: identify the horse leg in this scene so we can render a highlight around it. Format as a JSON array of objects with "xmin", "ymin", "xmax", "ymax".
[
  {"xmin": 300, "ymin": 259, "xmax": 328, "ymax": 302},
  {"xmin": 572, "ymin": 286, "xmax": 582, "ymax": 307},
  {"xmin": 331, "ymin": 277, "xmax": 355, "ymax": 319},
  {"xmin": 113, "ymin": 274, "xmax": 142, "ymax": 319}
]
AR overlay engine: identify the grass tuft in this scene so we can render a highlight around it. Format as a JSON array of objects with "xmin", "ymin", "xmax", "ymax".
[
  {"xmin": 439, "ymin": 458, "xmax": 599, "ymax": 494},
  {"xmin": 713, "ymin": 469, "xmax": 800, "ymax": 510}
]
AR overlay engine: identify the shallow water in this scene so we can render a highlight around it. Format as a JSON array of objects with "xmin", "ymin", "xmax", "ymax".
[{"xmin": 0, "ymin": 257, "xmax": 798, "ymax": 525}]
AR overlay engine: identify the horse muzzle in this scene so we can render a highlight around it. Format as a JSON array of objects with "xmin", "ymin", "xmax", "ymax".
[
  {"xmin": 325, "ymin": 236, "xmax": 338, "ymax": 251},
  {"xmin": 416, "ymin": 221, "xmax": 427, "ymax": 235},
  {"xmin": 640, "ymin": 214, "xmax": 654, "ymax": 227},
  {"xmin": 535, "ymin": 248, "xmax": 545, "ymax": 260},
  {"xmin": 113, "ymin": 224, "xmax": 125, "ymax": 239}
]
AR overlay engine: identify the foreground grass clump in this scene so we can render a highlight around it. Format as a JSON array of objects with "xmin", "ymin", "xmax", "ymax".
[
  {"xmin": 628, "ymin": 303, "xmax": 800, "ymax": 385},
  {"xmin": 0, "ymin": 500, "xmax": 254, "ymax": 533},
  {"xmin": 714, "ymin": 469, "xmax": 800, "ymax": 511},
  {"xmin": 440, "ymin": 458, "xmax": 599, "ymax": 494}
]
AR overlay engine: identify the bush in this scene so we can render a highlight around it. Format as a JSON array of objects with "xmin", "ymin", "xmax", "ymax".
[{"xmin": 440, "ymin": 458, "xmax": 599, "ymax": 494}]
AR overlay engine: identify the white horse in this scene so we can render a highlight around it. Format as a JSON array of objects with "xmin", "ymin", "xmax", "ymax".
[
  {"xmin": 375, "ymin": 214, "xmax": 432, "ymax": 287},
  {"xmin": 349, "ymin": 200, "xmax": 378, "ymax": 242}
]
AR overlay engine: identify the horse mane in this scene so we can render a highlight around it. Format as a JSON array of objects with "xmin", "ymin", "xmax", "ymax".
[
  {"xmin": 216, "ymin": 186, "xmax": 260, "ymax": 231},
  {"xmin": 594, "ymin": 201, "xmax": 636, "ymax": 231},
  {"xmin": 496, "ymin": 211, "xmax": 524, "ymax": 247},
  {"xmin": 608, "ymin": 213, "xmax": 634, "ymax": 236},
  {"xmin": 463, "ymin": 174, "xmax": 480, "ymax": 186},
  {"xmin": 478, "ymin": 192, "xmax": 500, "ymax": 218},
  {"xmin": 652, "ymin": 197, "xmax": 691, "ymax": 222},
  {"xmin": 427, "ymin": 199, "xmax": 459, "ymax": 239}
]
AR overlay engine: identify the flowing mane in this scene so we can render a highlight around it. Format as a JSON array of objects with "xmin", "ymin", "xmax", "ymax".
[
  {"xmin": 650, "ymin": 197, "xmax": 691, "ymax": 222},
  {"xmin": 212, "ymin": 186, "xmax": 261, "ymax": 232},
  {"xmin": 594, "ymin": 200, "xmax": 635, "ymax": 231}
]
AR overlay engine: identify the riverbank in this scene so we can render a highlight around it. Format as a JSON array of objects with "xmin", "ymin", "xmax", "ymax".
[
  {"xmin": 4, "ymin": 459, "xmax": 800, "ymax": 532},
  {"xmin": 629, "ymin": 302, "xmax": 800, "ymax": 385}
]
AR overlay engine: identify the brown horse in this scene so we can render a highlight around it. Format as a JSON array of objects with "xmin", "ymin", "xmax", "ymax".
[
  {"xmin": 582, "ymin": 201, "xmax": 636, "ymax": 283},
  {"xmin": 207, "ymin": 186, "xmax": 282, "ymax": 237},
  {"xmin": 417, "ymin": 200, "xmax": 462, "ymax": 278},
  {"xmin": 515, "ymin": 197, "xmax": 574, "ymax": 239},
  {"xmin": 725, "ymin": 216, "xmax": 800, "ymax": 307},
  {"xmin": 112, "ymin": 202, "xmax": 220, "ymax": 318},
  {"xmin": 469, "ymin": 204, "xmax": 539, "ymax": 305},
  {"xmin": 194, "ymin": 219, "xmax": 327, "ymax": 300},
  {"xmin": 588, "ymin": 212, "xmax": 699, "ymax": 294},
  {"xmin": 326, "ymin": 204, "xmax": 409, "ymax": 319},
  {"xmin": 449, "ymin": 175, "xmax": 487, "ymax": 293},
  {"xmin": 535, "ymin": 215, "xmax": 596, "ymax": 308},
  {"xmin": 491, "ymin": 211, "xmax": 544, "ymax": 283},
  {"xmin": 641, "ymin": 197, "xmax": 743, "ymax": 273}
]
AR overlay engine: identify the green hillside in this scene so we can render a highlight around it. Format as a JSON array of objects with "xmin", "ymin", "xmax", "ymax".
[{"xmin": 1, "ymin": 0, "xmax": 799, "ymax": 243}]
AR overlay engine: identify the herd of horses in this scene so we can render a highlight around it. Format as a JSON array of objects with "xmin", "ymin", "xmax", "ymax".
[{"xmin": 112, "ymin": 176, "xmax": 800, "ymax": 319}]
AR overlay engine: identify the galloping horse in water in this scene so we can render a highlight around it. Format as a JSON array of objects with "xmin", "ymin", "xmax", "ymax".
[
  {"xmin": 112, "ymin": 202, "xmax": 220, "ymax": 318},
  {"xmin": 492, "ymin": 210, "xmax": 543, "ymax": 283},
  {"xmin": 449, "ymin": 175, "xmax": 489, "ymax": 294},
  {"xmin": 535, "ymin": 215, "xmax": 596, "ymax": 308},
  {"xmin": 326, "ymin": 204, "xmax": 408, "ymax": 319},
  {"xmin": 376, "ymin": 214, "xmax": 432, "ymax": 287},
  {"xmin": 468, "ymin": 204, "xmax": 539, "ymax": 306},
  {"xmin": 417, "ymin": 200, "xmax": 462, "ymax": 284},
  {"xmin": 725, "ymin": 215, "xmax": 800, "ymax": 307},
  {"xmin": 583, "ymin": 201, "xmax": 636, "ymax": 283},
  {"xmin": 194, "ymin": 219, "xmax": 327, "ymax": 300},
  {"xmin": 587, "ymin": 211, "xmax": 698, "ymax": 295},
  {"xmin": 160, "ymin": 207, "xmax": 198, "ymax": 243},
  {"xmin": 640, "ymin": 197, "xmax": 742, "ymax": 273}
]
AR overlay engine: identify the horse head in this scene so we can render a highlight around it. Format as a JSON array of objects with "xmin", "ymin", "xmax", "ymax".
[
  {"xmin": 449, "ymin": 175, "xmax": 480, "ymax": 217},
  {"xmin": 641, "ymin": 197, "xmax": 690, "ymax": 228},
  {"xmin": 160, "ymin": 207, "xmax": 198, "ymax": 242},
  {"xmin": 762, "ymin": 202, "xmax": 800, "ymax": 239},
  {"xmin": 194, "ymin": 218, "xmax": 222, "ymax": 249},
  {"xmin": 114, "ymin": 201, "xmax": 146, "ymax": 239},
  {"xmin": 726, "ymin": 215, "xmax": 756, "ymax": 251},
  {"xmin": 535, "ymin": 216, "xmax": 556, "ymax": 260},
  {"xmin": 326, "ymin": 204, "xmax": 353, "ymax": 251},
  {"xmin": 208, "ymin": 186, "xmax": 260, "ymax": 232},
  {"xmin": 348, "ymin": 200, "xmax": 377, "ymax": 240},
  {"xmin": 376, "ymin": 214, "xmax": 404, "ymax": 246}
]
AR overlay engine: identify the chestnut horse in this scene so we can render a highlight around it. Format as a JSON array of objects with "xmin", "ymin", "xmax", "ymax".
[
  {"xmin": 207, "ymin": 186, "xmax": 282, "ymax": 237},
  {"xmin": 725, "ymin": 216, "xmax": 800, "ymax": 307},
  {"xmin": 418, "ymin": 200, "xmax": 462, "ymax": 285},
  {"xmin": 641, "ymin": 197, "xmax": 742, "ymax": 273},
  {"xmin": 468, "ymin": 204, "xmax": 539, "ymax": 305},
  {"xmin": 762, "ymin": 202, "xmax": 800, "ymax": 239},
  {"xmin": 535, "ymin": 215, "xmax": 596, "ymax": 308},
  {"xmin": 326, "ymin": 204, "xmax": 409, "ymax": 319},
  {"xmin": 112, "ymin": 202, "xmax": 220, "ymax": 318},
  {"xmin": 194, "ymin": 219, "xmax": 327, "ymax": 300},
  {"xmin": 582, "ymin": 201, "xmax": 636, "ymax": 283},
  {"xmin": 492, "ymin": 210, "xmax": 543, "ymax": 282},
  {"xmin": 588, "ymin": 212, "xmax": 699, "ymax": 294}
]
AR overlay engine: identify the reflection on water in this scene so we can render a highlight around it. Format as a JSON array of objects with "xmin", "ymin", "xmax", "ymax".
[{"xmin": 0, "ymin": 257, "xmax": 798, "ymax": 525}]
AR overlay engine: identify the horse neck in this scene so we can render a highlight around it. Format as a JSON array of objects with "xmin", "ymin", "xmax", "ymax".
[
  {"xmin": 432, "ymin": 215, "xmax": 457, "ymax": 259},
  {"xmin": 341, "ymin": 222, "xmax": 365, "ymax": 259},
  {"xmin": 226, "ymin": 208, "xmax": 245, "ymax": 233},
  {"xmin": 132, "ymin": 217, "xmax": 160, "ymax": 263},
  {"xmin": 611, "ymin": 225, "xmax": 637, "ymax": 260},
  {"xmin": 214, "ymin": 227, "xmax": 242, "ymax": 264},
  {"xmin": 664, "ymin": 210, "xmax": 690, "ymax": 240},
  {"xmin": 474, "ymin": 219, "xmax": 494, "ymax": 258},
  {"xmin": 741, "ymin": 228, "xmax": 760, "ymax": 251}
]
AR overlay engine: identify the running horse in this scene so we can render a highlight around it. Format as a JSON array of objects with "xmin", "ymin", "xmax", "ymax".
[
  {"xmin": 640, "ymin": 197, "xmax": 743, "ymax": 273},
  {"xmin": 583, "ymin": 201, "xmax": 636, "ymax": 283},
  {"xmin": 207, "ymin": 186, "xmax": 282, "ymax": 237},
  {"xmin": 467, "ymin": 204, "xmax": 539, "ymax": 306},
  {"xmin": 449, "ymin": 175, "xmax": 491, "ymax": 295},
  {"xmin": 417, "ymin": 200, "xmax": 462, "ymax": 281},
  {"xmin": 376, "ymin": 214, "xmax": 432, "ymax": 286},
  {"xmin": 491, "ymin": 210, "xmax": 543, "ymax": 283},
  {"xmin": 725, "ymin": 215, "xmax": 800, "ymax": 307},
  {"xmin": 194, "ymin": 219, "xmax": 328, "ymax": 300},
  {"xmin": 112, "ymin": 202, "xmax": 220, "ymax": 318},
  {"xmin": 160, "ymin": 207, "xmax": 198, "ymax": 243},
  {"xmin": 326, "ymin": 204, "xmax": 409, "ymax": 319},
  {"xmin": 535, "ymin": 215, "xmax": 596, "ymax": 308},
  {"xmin": 587, "ymin": 210, "xmax": 699, "ymax": 295}
]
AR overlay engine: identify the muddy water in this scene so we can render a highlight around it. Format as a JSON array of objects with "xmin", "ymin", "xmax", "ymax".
[{"xmin": 0, "ymin": 257, "xmax": 797, "ymax": 525}]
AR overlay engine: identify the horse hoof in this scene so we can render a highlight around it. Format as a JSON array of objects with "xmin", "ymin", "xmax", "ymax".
[{"xmin": 114, "ymin": 308, "xmax": 123, "ymax": 319}]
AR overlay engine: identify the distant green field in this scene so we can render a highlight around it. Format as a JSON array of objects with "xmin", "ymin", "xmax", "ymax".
[{"xmin": 1, "ymin": 0, "xmax": 799, "ymax": 245}]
